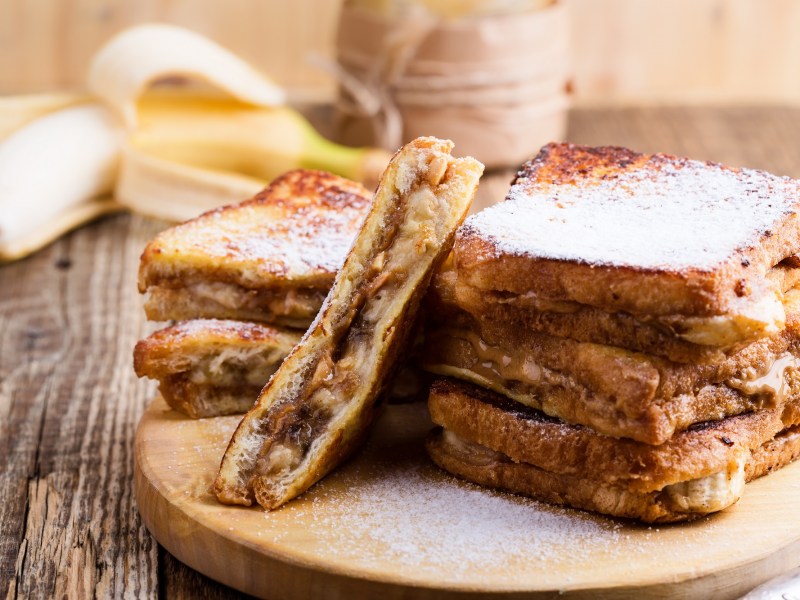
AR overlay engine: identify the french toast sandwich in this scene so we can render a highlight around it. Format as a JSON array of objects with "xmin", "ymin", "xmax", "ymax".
[
  {"xmin": 425, "ymin": 275, "xmax": 800, "ymax": 444},
  {"xmin": 455, "ymin": 143, "xmax": 800, "ymax": 356},
  {"xmin": 134, "ymin": 320, "xmax": 302, "ymax": 418},
  {"xmin": 134, "ymin": 170, "xmax": 372, "ymax": 418},
  {"xmin": 138, "ymin": 169, "xmax": 372, "ymax": 328},
  {"xmin": 213, "ymin": 137, "xmax": 483, "ymax": 510},
  {"xmin": 427, "ymin": 378, "xmax": 800, "ymax": 523},
  {"xmin": 423, "ymin": 143, "xmax": 800, "ymax": 521}
]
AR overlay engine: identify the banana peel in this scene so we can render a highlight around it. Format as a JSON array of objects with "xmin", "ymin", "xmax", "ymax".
[
  {"xmin": 0, "ymin": 24, "xmax": 391, "ymax": 262},
  {"xmin": 88, "ymin": 23, "xmax": 286, "ymax": 129},
  {"xmin": 116, "ymin": 144, "xmax": 266, "ymax": 222},
  {"xmin": 134, "ymin": 94, "xmax": 388, "ymax": 189},
  {"xmin": 0, "ymin": 92, "xmax": 88, "ymax": 138}
]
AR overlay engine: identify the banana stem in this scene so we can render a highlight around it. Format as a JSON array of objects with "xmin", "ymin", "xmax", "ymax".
[{"xmin": 297, "ymin": 117, "xmax": 390, "ymax": 188}]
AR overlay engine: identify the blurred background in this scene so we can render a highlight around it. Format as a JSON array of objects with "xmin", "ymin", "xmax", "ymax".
[{"xmin": 3, "ymin": 0, "xmax": 800, "ymax": 105}]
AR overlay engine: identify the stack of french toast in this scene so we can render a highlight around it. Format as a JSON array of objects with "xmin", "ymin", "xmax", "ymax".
[
  {"xmin": 134, "ymin": 169, "xmax": 371, "ymax": 417},
  {"xmin": 423, "ymin": 143, "xmax": 800, "ymax": 522},
  {"xmin": 134, "ymin": 139, "xmax": 800, "ymax": 522}
]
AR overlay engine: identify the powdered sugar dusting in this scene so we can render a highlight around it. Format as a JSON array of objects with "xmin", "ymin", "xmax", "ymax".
[
  {"xmin": 465, "ymin": 157, "xmax": 800, "ymax": 271},
  {"xmin": 179, "ymin": 200, "xmax": 366, "ymax": 279},
  {"xmin": 153, "ymin": 170, "xmax": 371, "ymax": 282},
  {"xmin": 278, "ymin": 460, "xmax": 622, "ymax": 579},
  {"xmin": 249, "ymin": 403, "xmax": 634, "ymax": 582}
]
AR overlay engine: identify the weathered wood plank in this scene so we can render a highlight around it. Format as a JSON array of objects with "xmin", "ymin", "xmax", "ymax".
[{"xmin": 1, "ymin": 214, "xmax": 164, "ymax": 598}]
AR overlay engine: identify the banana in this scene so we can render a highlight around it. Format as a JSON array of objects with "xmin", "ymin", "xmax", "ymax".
[
  {"xmin": 88, "ymin": 24, "xmax": 285, "ymax": 128},
  {"xmin": 0, "ymin": 103, "xmax": 123, "ymax": 260},
  {"xmin": 0, "ymin": 200, "xmax": 122, "ymax": 262},
  {"xmin": 131, "ymin": 94, "xmax": 390, "ymax": 189},
  {"xmin": 0, "ymin": 92, "xmax": 88, "ymax": 139},
  {"xmin": 116, "ymin": 144, "xmax": 265, "ymax": 222},
  {"xmin": 0, "ymin": 24, "xmax": 391, "ymax": 261}
]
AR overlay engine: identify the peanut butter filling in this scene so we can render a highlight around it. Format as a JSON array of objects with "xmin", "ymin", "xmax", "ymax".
[
  {"xmin": 726, "ymin": 352, "xmax": 800, "ymax": 405},
  {"xmin": 256, "ymin": 179, "xmax": 448, "ymax": 480},
  {"xmin": 429, "ymin": 328, "xmax": 799, "ymax": 408}
]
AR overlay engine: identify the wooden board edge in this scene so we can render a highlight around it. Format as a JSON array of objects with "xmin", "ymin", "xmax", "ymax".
[{"xmin": 133, "ymin": 400, "xmax": 800, "ymax": 599}]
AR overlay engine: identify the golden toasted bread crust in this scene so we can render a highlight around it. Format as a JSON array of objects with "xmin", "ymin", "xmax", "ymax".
[
  {"xmin": 427, "ymin": 425, "xmax": 800, "ymax": 523},
  {"xmin": 456, "ymin": 143, "xmax": 800, "ymax": 320},
  {"xmin": 138, "ymin": 169, "xmax": 371, "ymax": 322},
  {"xmin": 423, "ymin": 286, "xmax": 800, "ymax": 443},
  {"xmin": 433, "ymin": 265, "xmax": 800, "ymax": 363},
  {"xmin": 428, "ymin": 378, "xmax": 800, "ymax": 492}
]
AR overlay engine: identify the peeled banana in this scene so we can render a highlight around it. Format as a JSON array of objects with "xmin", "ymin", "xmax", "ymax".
[
  {"xmin": 0, "ymin": 104, "xmax": 122, "ymax": 260},
  {"xmin": 0, "ymin": 23, "xmax": 391, "ymax": 262},
  {"xmin": 116, "ymin": 144, "xmax": 265, "ymax": 222},
  {"xmin": 88, "ymin": 23, "xmax": 285, "ymax": 128},
  {"xmin": 133, "ymin": 94, "xmax": 389, "ymax": 188},
  {"xmin": 116, "ymin": 95, "xmax": 389, "ymax": 221},
  {"xmin": 0, "ymin": 92, "xmax": 87, "ymax": 139}
]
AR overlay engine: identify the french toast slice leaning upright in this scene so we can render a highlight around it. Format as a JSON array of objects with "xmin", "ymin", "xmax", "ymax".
[{"xmin": 213, "ymin": 137, "xmax": 484, "ymax": 509}]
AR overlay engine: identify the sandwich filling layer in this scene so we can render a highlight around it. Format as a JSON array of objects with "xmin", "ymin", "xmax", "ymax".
[
  {"xmin": 440, "ymin": 429, "xmax": 748, "ymax": 515},
  {"xmin": 452, "ymin": 265, "xmax": 800, "ymax": 351},
  {"xmin": 426, "ymin": 377, "xmax": 800, "ymax": 521},
  {"xmin": 144, "ymin": 281, "xmax": 328, "ymax": 328},
  {"xmin": 424, "ymin": 322, "xmax": 800, "ymax": 444}
]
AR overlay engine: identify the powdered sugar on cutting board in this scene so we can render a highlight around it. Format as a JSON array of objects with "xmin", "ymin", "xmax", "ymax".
[
  {"xmin": 249, "ymin": 403, "xmax": 663, "ymax": 582},
  {"xmin": 288, "ymin": 462, "xmax": 623, "ymax": 577},
  {"xmin": 463, "ymin": 157, "xmax": 799, "ymax": 271}
]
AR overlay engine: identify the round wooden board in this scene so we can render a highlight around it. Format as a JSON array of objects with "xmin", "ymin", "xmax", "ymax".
[{"xmin": 135, "ymin": 397, "xmax": 800, "ymax": 599}]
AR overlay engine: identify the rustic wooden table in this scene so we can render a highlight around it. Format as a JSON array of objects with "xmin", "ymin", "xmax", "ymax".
[{"xmin": 4, "ymin": 107, "xmax": 800, "ymax": 599}]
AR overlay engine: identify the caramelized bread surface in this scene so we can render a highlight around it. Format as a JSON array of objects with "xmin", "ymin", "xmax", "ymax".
[
  {"xmin": 456, "ymin": 143, "xmax": 800, "ymax": 333},
  {"xmin": 213, "ymin": 138, "xmax": 484, "ymax": 510},
  {"xmin": 138, "ymin": 169, "xmax": 371, "ymax": 326},
  {"xmin": 428, "ymin": 377, "xmax": 800, "ymax": 492},
  {"xmin": 437, "ymin": 265, "xmax": 800, "ymax": 361},
  {"xmin": 427, "ymin": 425, "xmax": 800, "ymax": 523},
  {"xmin": 427, "ymin": 378, "xmax": 800, "ymax": 522}
]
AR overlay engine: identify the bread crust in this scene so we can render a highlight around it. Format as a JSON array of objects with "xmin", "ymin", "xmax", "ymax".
[
  {"xmin": 133, "ymin": 319, "xmax": 301, "ymax": 418},
  {"xmin": 138, "ymin": 169, "xmax": 371, "ymax": 323},
  {"xmin": 436, "ymin": 265, "xmax": 800, "ymax": 363},
  {"xmin": 456, "ymin": 143, "xmax": 800, "ymax": 320},
  {"xmin": 427, "ymin": 425, "xmax": 800, "ymax": 523},
  {"xmin": 423, "ymin": 297, "xmax": 800, "ymax": 444},
  {"xmin": 427, "ymin": 377, "xmax": 800, "ymax": 493}
]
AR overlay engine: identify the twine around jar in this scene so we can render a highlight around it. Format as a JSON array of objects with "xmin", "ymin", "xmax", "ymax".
[{"xmin": 327, "ymin": 1, "xmax": 571, "ymax": 166}]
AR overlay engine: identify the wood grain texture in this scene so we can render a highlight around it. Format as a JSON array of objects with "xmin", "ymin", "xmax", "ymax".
[
  {"xmin": 4, "ymin": 107, "xmax": 800, "ymax": 598},
  {"xmin": 136, "ymin": 397, "xmax": 800, "ymax": 599},
  {"xmin": 0, "ymin": 0, "xmax": 341, "ymax": 100},
  {"xmin": 0, "ymin": 214, "xmax": 166, "ymax": 598}
]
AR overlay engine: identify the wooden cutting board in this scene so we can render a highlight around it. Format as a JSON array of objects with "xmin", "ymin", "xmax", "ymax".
[{"xmin": 134, "ymin": 397, "xmax": 800, "ymax": 599}]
